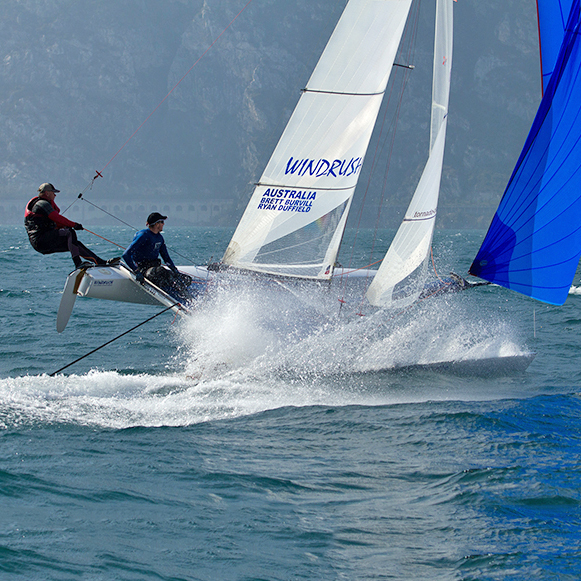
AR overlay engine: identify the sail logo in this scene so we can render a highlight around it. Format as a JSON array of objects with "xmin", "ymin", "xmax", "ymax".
[
  {"xmin": 285, "ymin": 156, "xmax": 363, "ymax": 178},
  {"xmin": 413, "ymin": 209, "xmax": 436, "ymax": 219},
  {"xmin": 257, "ymin": 188, "xmax": 317, "ymax": 213}
]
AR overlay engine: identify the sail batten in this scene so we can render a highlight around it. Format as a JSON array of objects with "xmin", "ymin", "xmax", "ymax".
[
  {"xmin": 303, "ymin": 89, "xmax": 386, "ymax": 97},
  {"xmin": 223, "ymin": 0, "xmax": 414, "ymax": 280}
]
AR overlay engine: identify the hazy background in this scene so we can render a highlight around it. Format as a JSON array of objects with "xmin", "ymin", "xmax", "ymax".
[{"xmin": 1, "ymin": 0, "xmax": 540, "ymax": 228}]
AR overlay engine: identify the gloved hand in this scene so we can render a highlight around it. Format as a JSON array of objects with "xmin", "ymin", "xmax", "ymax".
[
  {"xmin": 73, "ymin": 223, "xmax": 83, "ymax": 230},
  {"xmin": 135, "ymin": 271, "xmax": 145, "ymax": 283}
]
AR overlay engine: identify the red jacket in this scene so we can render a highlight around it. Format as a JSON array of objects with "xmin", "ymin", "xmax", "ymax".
[{"xmin": 24, "ymin": 196, "xmax": 77, "ymax": 234}]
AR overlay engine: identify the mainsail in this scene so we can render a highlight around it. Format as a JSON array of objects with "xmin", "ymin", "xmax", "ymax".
[
  {"xmin": 470, "ymin": 0, "xmax": 581, "ymax": 305},
  {"xmin": 222, "ymin": 0, "xmax": 413, "ymax": 279},
  {"xmin": 366, "ymin": 0, "xmax": 454, "ymax": 308}
]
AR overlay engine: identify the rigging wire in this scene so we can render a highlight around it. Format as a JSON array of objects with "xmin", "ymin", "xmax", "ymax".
[
  {"xmin": 49, "ymin": 303, "xmax": 181, "ymax": 377},
  {"xmin": 337, "ymin": 258, "xmax": 383, "ymax": 276},
  {"xmin": 336, "ymin": 74, "xmax": 402, "ymax": 302},
  {"xmin": 78, "ymin": 198, "xmax": 199, "ymax": 266},
  {"xmin": 62, "ymin": 0, "xmax": 256, "ymax": 258},
  {"xmin": 83, "ymin": 228, "xmax": 125, "ymax": 249},
  {"xmin": 78, "ymin": 195, "xmax": 137, "ymax": 231},
  {"xmin": 430, "ymin": 245, "xmax": 451, "ymax": 285},
  {"xmin": 336, "ymin": 0, "xmax": 421, "ymax": 314},
  {"xmin": 94, "ymin": 0, "xmax": 255, "ymax": 181},
  {"xmin": 368, "ymin": 0, "xmax": 422, "ymax": 255}
]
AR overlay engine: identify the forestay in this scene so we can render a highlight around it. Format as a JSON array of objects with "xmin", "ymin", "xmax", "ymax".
[
  {"xmin": 222, "ymin": 0, "xmax": 413, "ymax": 279},
  {"xmin": 470, "ymin": 0, "xmax": 581, "ymax": 305},
  {"xmin": 366, "ymin": 0, "xmax": 453, "ymax": 308}
]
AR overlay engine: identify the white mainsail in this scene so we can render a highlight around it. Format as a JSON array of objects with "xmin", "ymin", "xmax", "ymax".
[
  {"xmin": 366, "ymin": 0, "xmax": 453, "ymax": 307},
  {"xmin": 222, "ymin": 0, "xmax": 414, "ymax": 279}
]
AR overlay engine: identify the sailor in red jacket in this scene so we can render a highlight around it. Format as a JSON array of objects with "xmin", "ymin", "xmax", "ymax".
[{"xmin": 24, "ymin": 182, "xmax": 106, "ymax": 268}]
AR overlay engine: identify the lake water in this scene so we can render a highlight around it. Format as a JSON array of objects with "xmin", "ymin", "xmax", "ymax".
[{"xmin": 1, "ymin": 225, "xmax": 580, "ymax": 580}]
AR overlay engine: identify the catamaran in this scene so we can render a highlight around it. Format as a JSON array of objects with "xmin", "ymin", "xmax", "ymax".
[{"xmin": 57, "ymin": 0, "xmax": 458, "ymax": 332}]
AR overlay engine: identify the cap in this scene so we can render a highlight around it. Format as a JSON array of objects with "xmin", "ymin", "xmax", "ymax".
[
  {"xmin": 38, "ymin": 183, "xmax": 60, "ymax": 193},
  {"xmin": 147, "ymin": 212, "xmax": 167, "ymax": 225}
]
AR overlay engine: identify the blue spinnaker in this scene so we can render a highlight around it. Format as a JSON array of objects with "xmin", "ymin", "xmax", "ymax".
[
  {"xmin": 470, "ymin": 0, "xmax": 581, "ymax": 305},
  {"xmin": 537, "ymin": 0, "xmax": 576, "ymax": 93}
]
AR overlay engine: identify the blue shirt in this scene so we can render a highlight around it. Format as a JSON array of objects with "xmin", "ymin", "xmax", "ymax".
[{"xmin": 122, "ymin": 228, "xmax": 176, "ymax": 272}]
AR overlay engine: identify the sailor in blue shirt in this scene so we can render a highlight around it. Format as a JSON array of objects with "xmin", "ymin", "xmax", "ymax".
[{"xmin": 122, "ymin": 212, "xmax": 192, "ymax": 301}]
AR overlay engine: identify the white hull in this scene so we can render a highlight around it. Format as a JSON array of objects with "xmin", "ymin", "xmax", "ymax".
[
  {"xmin": 56, "ymin": 263, "xmax": 210, "ymax": 332},
  {"xmin": 77, "ymin": 264, "xmax": 170, "ymax": 306},
  {"xmin": 74, "ymin": 263, "xmax": 211, "ymax": 306}
]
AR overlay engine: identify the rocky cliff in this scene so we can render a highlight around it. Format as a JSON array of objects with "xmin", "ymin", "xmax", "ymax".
[{"xmin": 0, "ymin": 0, "xmax": 540, "ymax": 227}]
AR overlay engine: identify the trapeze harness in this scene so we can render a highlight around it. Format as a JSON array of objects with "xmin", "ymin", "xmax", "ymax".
[
  {"xmin": 24, "ymin": 196, "xmax": 103, "ymax": 266},
  {"xmin": 24, "ymin": 196, "xmax": 76, "ymax": 243}
]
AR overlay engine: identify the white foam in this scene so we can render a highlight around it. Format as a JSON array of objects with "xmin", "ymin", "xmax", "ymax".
[{"xmin": 0, "ymin": 279, "xmax": 532, "ymax": 429}]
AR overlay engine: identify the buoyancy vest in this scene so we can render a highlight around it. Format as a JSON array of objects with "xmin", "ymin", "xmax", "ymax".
[{"xmin": 24, "ymin": 197, "xmax": 57, "ymax": 236}]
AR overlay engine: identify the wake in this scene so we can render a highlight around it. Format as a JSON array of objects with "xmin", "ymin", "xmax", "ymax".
[
  {"xmin": 0, "ymin": 278, "xmax": 534, "ymax": 429},
  {"xmin": 178, "ymin": 276, "xmax": 530, "ymax": 379}
]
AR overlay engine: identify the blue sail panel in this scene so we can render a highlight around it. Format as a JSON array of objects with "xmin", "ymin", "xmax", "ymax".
[
  {"xmin": 470, "ymin": 1, "xmax": 581, "ymax": 305},
  {"xmin": 537, "ymin": 0, "xmax": 576, "ymax": 93}
]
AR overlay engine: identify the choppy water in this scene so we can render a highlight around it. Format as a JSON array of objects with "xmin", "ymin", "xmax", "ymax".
[{"xmin": 1, "ymin": 225, "xmax": 581, "ymax": 580}]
